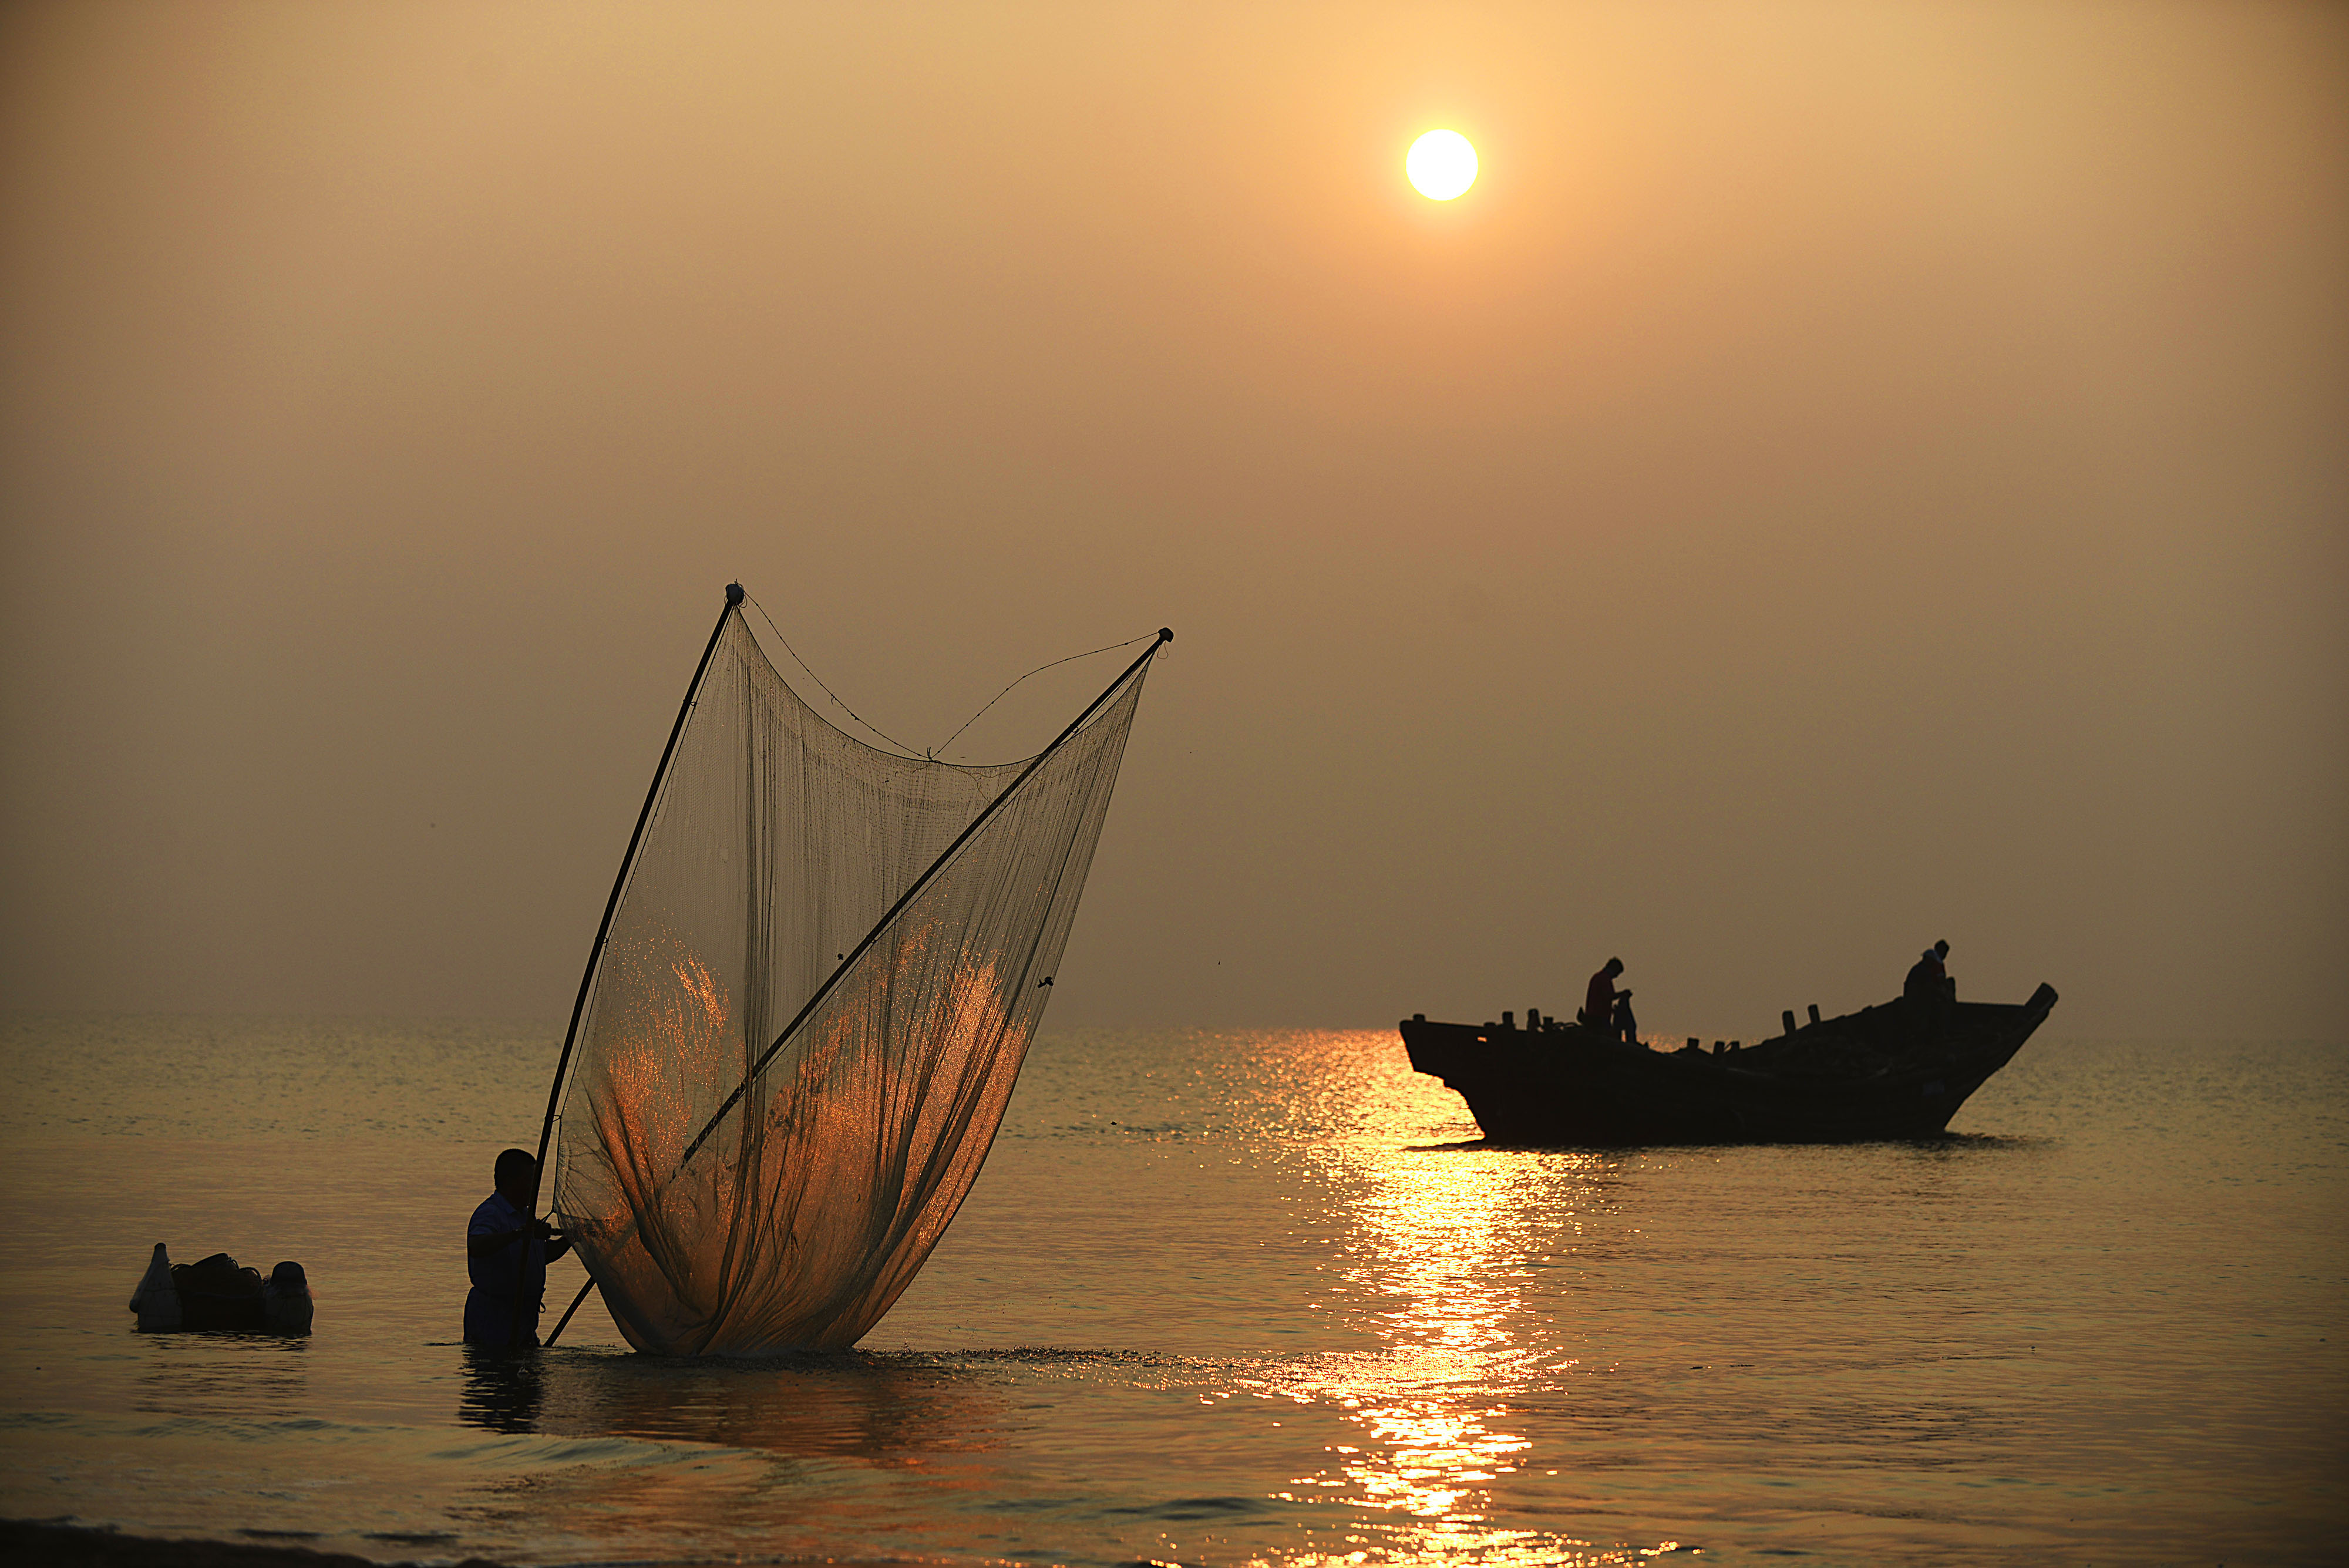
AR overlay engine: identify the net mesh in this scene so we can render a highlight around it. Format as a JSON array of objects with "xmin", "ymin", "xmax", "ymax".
[{"xmin": 553, "ymin": 611, "xmax": 1152, "ymax": 1354}]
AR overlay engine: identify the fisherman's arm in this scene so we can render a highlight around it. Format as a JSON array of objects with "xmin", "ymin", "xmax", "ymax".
[{"xmin": 467, "ymin": 1220, "xmax": 566, "ymax": 1257}]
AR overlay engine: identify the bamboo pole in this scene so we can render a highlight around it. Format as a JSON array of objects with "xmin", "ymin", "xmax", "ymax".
[{"xmin": 522, "ymin": 584, "xmax": 741, "ymax": 1341}]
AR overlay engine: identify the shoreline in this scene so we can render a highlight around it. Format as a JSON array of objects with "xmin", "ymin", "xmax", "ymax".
[{"xmin": 3, "ymin": 1521, "xmax": 506, "ymax": 1568}]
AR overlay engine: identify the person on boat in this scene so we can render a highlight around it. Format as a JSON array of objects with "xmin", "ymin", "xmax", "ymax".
[
  {"xmin": 1904, "ymin": 940, "xmax": 1956, "ymax": 1037},
  {"xmin": 465, "ymin": 1148, "xmax": 570, "ymax": 1348},
  {"xmin": 1904, "ymin": 940, "xmax": 1953, "ymax": 1001},
  {"xmin": 1581, "ymin": 958, "xmax": 1630, "ymax": 1036},
  {"xmin": 1608, "ymin": 990, "xmax": 1640, "ymax": 1046}
]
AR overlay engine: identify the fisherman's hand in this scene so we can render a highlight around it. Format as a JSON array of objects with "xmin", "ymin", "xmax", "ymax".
[{"xmin": 529, "ymin": 1218, "xmax": 558, "ymax": 1241}]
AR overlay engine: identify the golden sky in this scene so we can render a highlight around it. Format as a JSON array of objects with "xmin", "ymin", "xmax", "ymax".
[{"xmin": 2, "ymin": 2, "xmax": 2343, "ymax": 1037}]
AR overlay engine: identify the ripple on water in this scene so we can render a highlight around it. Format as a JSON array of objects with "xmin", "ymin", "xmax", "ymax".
[{"xmin": 1, "ymin": 1023, "xmax": 2343, "ymax": 1565}]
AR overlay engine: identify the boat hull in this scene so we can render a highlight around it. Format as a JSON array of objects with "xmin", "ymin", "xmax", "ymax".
[{"xmin": 1401, "ymin": 984, "xmax": 2057, "ymax": 1146}]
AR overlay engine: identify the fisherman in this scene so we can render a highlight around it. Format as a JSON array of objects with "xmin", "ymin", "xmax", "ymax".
[
  {"xmin": 1582, "ymin": 958, "xmax": 1631, "ymax": 1037},
  {"xmin": 1904, "ymin": 940, "xmax": 1956, "ymax": 1038},
  {"xmin": 465, "ymin": 1149, "xmax": 570, "ymax": 1348},
  {"xmin": 1608, "ymin": 989, "xmax": 1640, "ymax": 1045},
  {"xmin": 1904, "ymin": 940, "xmax": 1953, "ymax": 1003}
]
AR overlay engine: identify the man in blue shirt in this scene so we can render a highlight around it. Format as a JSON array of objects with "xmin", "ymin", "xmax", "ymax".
[{"xmin": 465, "ymin": 1149, "xmax": 571, "ymax": 1347}]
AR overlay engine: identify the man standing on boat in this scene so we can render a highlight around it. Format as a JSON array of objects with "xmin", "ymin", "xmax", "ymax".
[
  {"xmin": 1609, "ymin": 990, "xmax": 1640, "ymax": 1046},
  {"xmin": 465, "ymin": 1148, "xmax": 571, "ymax": 1348},
  {"xmin": 1582, "ymin": 958, "xmax": 1633, "ymax": 1041}
]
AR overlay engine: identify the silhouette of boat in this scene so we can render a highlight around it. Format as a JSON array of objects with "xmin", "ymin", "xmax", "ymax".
[{"xmin": 1399, "ymin": 983, "xmax": 2057, "ymax": 1145}]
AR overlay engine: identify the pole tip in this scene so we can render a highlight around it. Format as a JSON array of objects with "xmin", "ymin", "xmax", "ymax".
[
  {"xmin": 726, "ymin": 583, "xmax": 745, "ymax": 606},
  {"xmin": 1157, "ymin": 627, "xmax": 1174, "ymax": 643}
]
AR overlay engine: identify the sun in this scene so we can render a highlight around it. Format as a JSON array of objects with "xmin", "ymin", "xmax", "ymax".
[{"xmin": 1406, "ymin": 130, "xmax": 1478, "ymax": 201}]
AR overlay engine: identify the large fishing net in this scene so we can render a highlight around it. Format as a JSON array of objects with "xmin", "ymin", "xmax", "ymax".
[{"xmin": 552, "ymin": 610, "xmax": 1156, "ymax": 1353}]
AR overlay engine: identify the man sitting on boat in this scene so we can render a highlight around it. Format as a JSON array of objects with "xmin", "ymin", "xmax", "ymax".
[
  {"xmin": 1905, "ymin": 940, "xmax": 1953, "ymax": 1001},
  {"xmin": 465, "ymin": 1149, "xmax": 571, "ymax": 1348},
  {"xmin": 1904, "ymin": 940, "xmax": 1956, "ymax": 1037},
  {"xmin": 1581, "ymin": 958, "xmax": 1635, "ymax": 1042}
]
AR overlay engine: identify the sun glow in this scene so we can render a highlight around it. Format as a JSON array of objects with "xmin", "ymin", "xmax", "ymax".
[{"xmin": 1406, "ymin": 130, "xmax": 1478, "ymax": 201}]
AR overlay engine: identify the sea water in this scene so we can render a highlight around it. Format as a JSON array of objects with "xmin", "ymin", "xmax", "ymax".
[{"xmin": 0, "ymin": 1016, "xmax": 2341, "ymax": 1566}]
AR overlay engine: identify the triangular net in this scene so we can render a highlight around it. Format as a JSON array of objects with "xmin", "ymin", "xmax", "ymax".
[{"xmin": 553, "ymin": 613, "xmax": 1151, "ymax": 1353}]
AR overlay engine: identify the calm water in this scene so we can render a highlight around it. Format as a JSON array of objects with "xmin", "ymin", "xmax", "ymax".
[{"xmin": 0, "ymin": 1016, "xmax": 2342, "ymax": 1566}]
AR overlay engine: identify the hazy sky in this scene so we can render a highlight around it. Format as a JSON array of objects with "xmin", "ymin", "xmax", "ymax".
[{"xmin": 3, "ymin": 2, "xmax": 2343, "ymax": 1041}]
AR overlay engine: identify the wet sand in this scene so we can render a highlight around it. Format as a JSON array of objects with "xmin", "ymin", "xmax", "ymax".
[{"xmin": 2, "ymin": 1521, "xmax": 504, "ymax": 1568}]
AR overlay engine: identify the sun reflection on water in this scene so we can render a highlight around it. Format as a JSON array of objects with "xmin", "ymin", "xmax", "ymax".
[{"xmin": 1216, "ymin": 1133, "xmax": 1678, "ymax": 1565}]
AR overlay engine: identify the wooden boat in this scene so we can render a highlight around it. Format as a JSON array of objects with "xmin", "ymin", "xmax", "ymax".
[{"xmin": 1399, "ymin": 983, "xmax": 2057, "ymax": 1145}]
